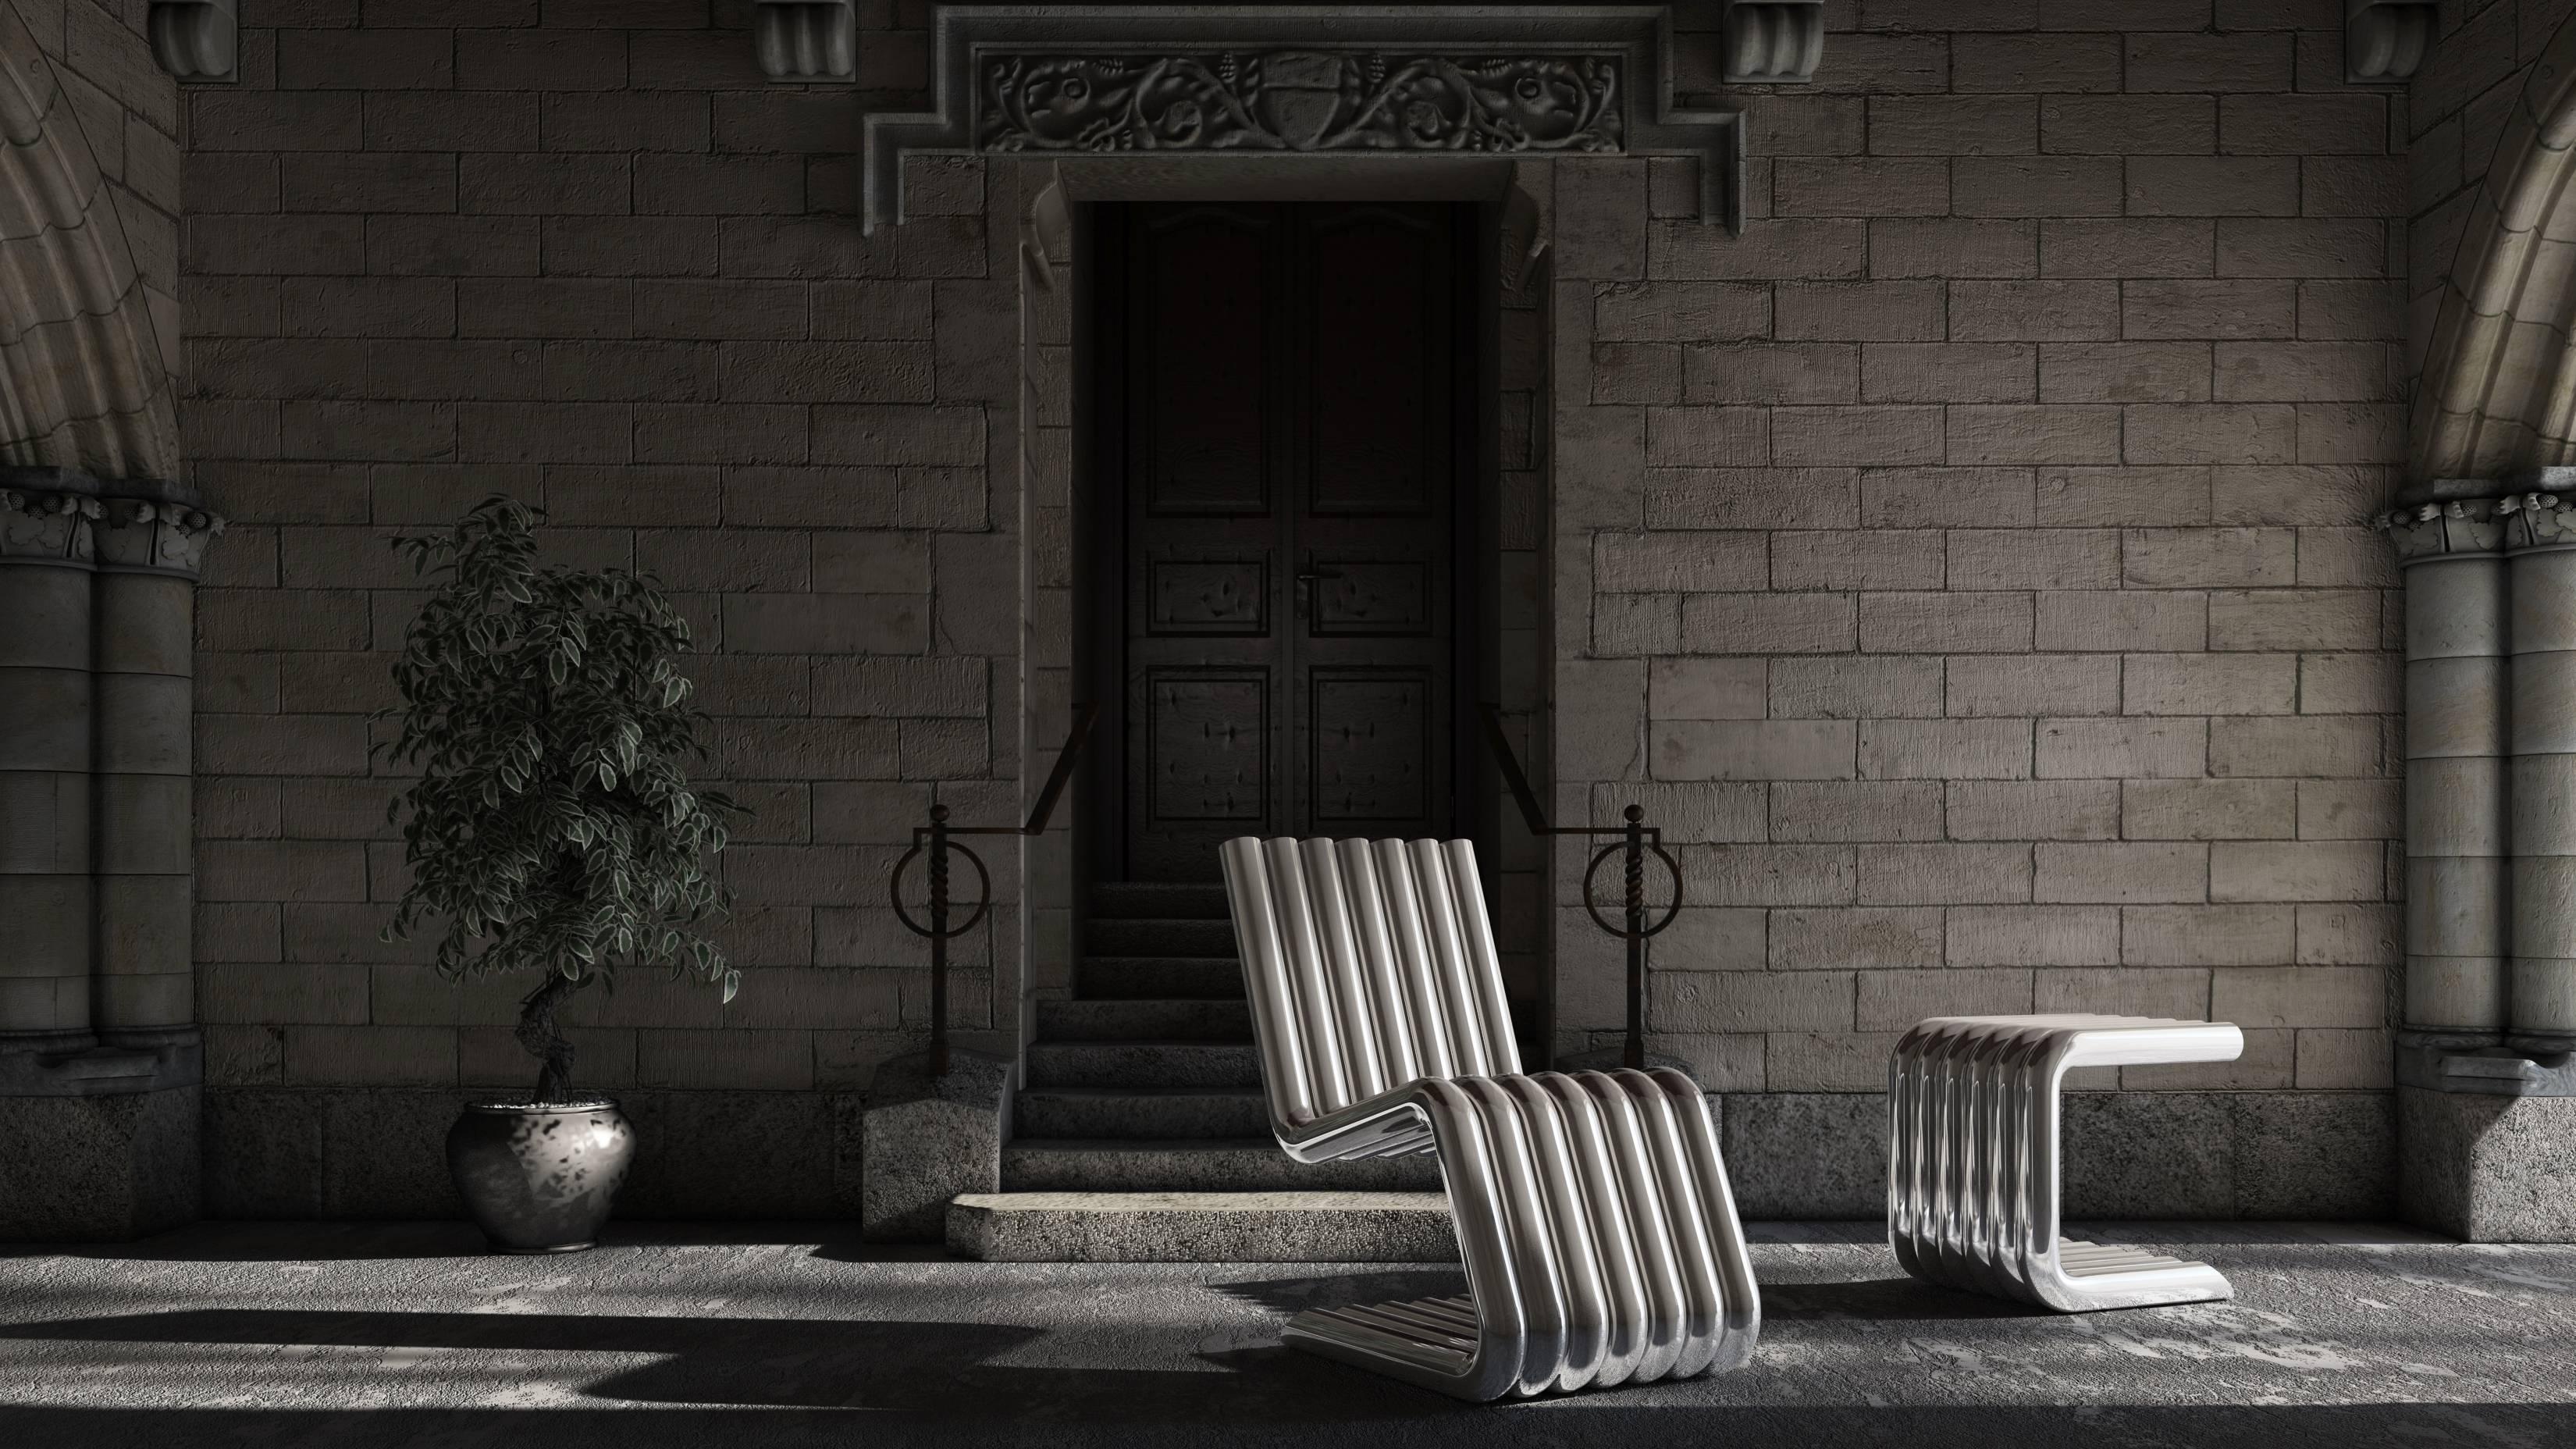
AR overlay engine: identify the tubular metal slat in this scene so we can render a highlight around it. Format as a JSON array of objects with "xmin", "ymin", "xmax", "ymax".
[
  {"xmin": 1885, "ymin": 1014, "xmax": 2244, "ymax": 1313},
  {"xmin": 1220, "ymin": 835, "xmax": 1759, "ymax": 1401}
]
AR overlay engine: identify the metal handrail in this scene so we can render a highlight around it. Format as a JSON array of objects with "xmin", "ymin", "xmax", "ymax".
[
  {"xmin": 1476, "ymin": 703, "xmax": 1681, "ymax": 1070},
  {"xmin": 889, "ymin": 702, "xmax": 1100, "ymax": 1073}
]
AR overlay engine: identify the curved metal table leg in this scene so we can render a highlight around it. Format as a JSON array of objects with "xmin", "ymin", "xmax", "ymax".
[{"xmin": 1888, "ymin": 1014, "xmax": 2243, "ymax": 1313}]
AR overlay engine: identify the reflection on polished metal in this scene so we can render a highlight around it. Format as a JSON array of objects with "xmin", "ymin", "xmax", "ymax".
[
  {"xmin": 1221, "ymin": 835, "xmax": 1759, "ymax": 1401},
  {"xmin": 1888, "ymin": 1015, "xmax": 2244, "ymax": 1313}
]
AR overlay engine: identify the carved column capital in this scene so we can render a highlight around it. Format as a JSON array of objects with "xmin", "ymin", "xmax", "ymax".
[
  {"xmin": 94, "ymin": 497, "xmax": 226, "ymax": 579},
  {"xmin": 2382, "ymin": 497, "xmax": 2510, "ymax": 563},
  {"xmin": 0, "ymin": 487, "xmax": 101, "ymax": 564}
]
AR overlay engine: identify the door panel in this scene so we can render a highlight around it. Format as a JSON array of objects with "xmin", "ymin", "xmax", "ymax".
[{"xmin": 1112, "ymin": 201, "xmax": 1464, "ymax": 881}]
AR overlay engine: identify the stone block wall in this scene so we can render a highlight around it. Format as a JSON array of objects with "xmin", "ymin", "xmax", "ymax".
[
  {"xmin": 180, "ymin": 5, "xmax": 1019, "ymax": 1214},
  {"xmin": 1546, "ymin": 3, "xmax": 2428, "ymax": 1206},
  {"xmin": 160, "ymin": 0, "xmax": 2486, "ymax": 1218}
]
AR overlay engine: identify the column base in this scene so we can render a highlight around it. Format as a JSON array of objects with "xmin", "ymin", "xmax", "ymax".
[
  {"xmin": 2395, "ymin": 1034, "xmax": 2576, "ymax": 1095},
  {"xmin": 860, "ymin": 1048, "xmax": 1010, "ymax": 1243},
  {"xmin": 2399, "ymin": 1085, "xmax": 2576, "ymax": 1241},
  {"xmin": 0, "ymin": 1028, "xmax": 203, "ymax": 1241}
]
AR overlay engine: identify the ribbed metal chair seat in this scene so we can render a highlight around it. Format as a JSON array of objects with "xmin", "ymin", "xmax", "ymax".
[
  {"xmin": 1220, "ymin": 835, "xmax": 1759, "ymax": 1401},
  {"xmin": 1887, "ymin": 1013, "xmax": 2244, "ymax": 1313}
]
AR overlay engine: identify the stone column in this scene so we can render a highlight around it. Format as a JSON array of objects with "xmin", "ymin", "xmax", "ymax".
[
  {"xmin": 90, "ymin": 498, "xmax": 219, "ymax": 1046},
  {"xmin": 2389, "ymin": 500, "xmax": 2511, "ymax": 1044},
  {"xmin": 2507, "ymin": 493, "xmax": 2576, "ymax": 1048},
  {"xmin": 0, "ymin": 486, "xmax": 99, "ymax": 1045},
  {"xmin": 0, "ymin": 470, "xmax": 220, "ymax": 1241}
]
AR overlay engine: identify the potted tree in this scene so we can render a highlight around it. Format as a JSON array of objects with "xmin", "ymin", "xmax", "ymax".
[{"xmin": 381, "ymin": 496, "xmax": 745, "ymax": 1253}]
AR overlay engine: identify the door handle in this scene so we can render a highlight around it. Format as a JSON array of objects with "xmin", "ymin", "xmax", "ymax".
[{"xmin": 1293, "ymin": 568, "xmax": 1342, "ymax": 621}]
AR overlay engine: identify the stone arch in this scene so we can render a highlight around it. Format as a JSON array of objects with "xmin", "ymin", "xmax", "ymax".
[
  {"xmin": 0, "ymin": 0, "xmax": 180, "ymax": 481},
  {"xmin": 2413, "ymin": 12, "xmax": 2576, "ymax": 482}
]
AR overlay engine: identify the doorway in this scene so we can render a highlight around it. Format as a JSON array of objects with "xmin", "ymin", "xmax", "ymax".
[{"xmin": 1081, "ymin": 200, "xmax": 1481, "ymax": 884}]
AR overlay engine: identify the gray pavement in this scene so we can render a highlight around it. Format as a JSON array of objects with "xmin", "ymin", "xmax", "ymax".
[{"xmin": 3, "ymin": 1219, "xmax": 2572, "ymax": 1447}]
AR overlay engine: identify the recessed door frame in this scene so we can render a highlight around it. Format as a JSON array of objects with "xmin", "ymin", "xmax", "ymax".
[{"xmin": 1076, "ymin": 198, "xmax": 1489, "ymax": 884}]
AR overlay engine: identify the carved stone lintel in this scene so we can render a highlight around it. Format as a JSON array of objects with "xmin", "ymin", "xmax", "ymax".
[
  {"xmin": 864, "ymin": 6, "xmax": 1742, "ymax": 235},
  {"xmin": 1721, "ymin": 1, "xmax": 1824, "ymax": 84},
  {"xmin": 980, "ymin": 52, "xmax": 1623, "ymax": 155},
  {"xmin": 2347, "ymin": 0, "xmax": 2435, "ymax": 83},
  {"xmin": 147, "ymin": 0, "xmax": 237, "ymax": 83},
  {"xmin": 755, "ymin": 0, "xmax": 857, "ymax": 81}
]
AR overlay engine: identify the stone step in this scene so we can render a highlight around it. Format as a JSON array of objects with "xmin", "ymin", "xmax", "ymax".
[
  {"xmin": 1033, "ymin": 997, "xmax": 1252, "ymax": 1042},
  {"xmin": 1091, "ymin": 882, "xmax": 1230, "ymax": 920},
  {"xmin": 1024, "ymin": 1041, "xmax": 1260, "ymax": 1088},
  {"xmin": 1014, "ymin": 1087, "xmax": 1273, "ymax": 1141},
  {"xmin": 1001, "ymin": 1138, "xmax": 1442, "ymax": 1191},
  {"xmin": 1079, "ymin": 956, "xmax": 1245, "ymax": 1001},
  {"xmin": 948, "ymin": 1191, "xmax": 1457, "ymax": 1262},
  {"xmin": 1086, "ymin": 917, "xmax": 1239, "ymax": 957}
]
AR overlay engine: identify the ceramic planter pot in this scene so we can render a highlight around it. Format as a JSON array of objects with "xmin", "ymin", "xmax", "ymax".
[{"xmin": 446, "ymin": 1101, "xmax": 636, "ymax": 1253}]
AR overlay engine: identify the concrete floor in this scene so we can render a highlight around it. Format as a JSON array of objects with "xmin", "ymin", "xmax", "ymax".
[{"xmin": 2, "ymin": 1221, "xmax": 2571, "ymax": 1447}]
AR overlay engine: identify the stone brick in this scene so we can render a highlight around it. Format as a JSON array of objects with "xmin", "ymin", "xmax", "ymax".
[
  {"xmin": 2211, "ymin": 966, "xmax": 2385, "ymax": 1029},
  {"xmin": 1771, "ymin": 657, "xmax": 1944, "ymax": 720},
  {"xmin": 1774, "ymin": 283, "xmax": 1945, "ymax": 342},
  {"xmin": 1947, "ymin": 781, "xmax": 2120, "ymax": 841},
  {"xmin": 1959, "ymin": 34, "xmax": 2122, "ymax": 94},
  {"xmin": 1870, "ymin": 219, "xmax": 2036, "ymax": 279},
  {"xmin": 1861, "ymin": 344, "xmax": 2035, "ymax": 403},
  {"xmin": 1859, "ymin": 592, "xmax": 2032, "ymax": 653},
  {"xmin": 2037, "ymin": 344, "xmax": 2211, "ymax": 405},
  {"xmin": 2123, "ymin": 280, "xmax": 2297, "ymax": 340},
  {"xmin": 1768, "ymin": 908, "xmax": 1943, "ymax": 970},
  {"xmin": 2036, "ymin": 590, "xmax": 2207, "ymax": 652},
  {"xmin": 2297, "ymin": 779, "xmax": 2400, "ymax": 841},
  {"xmin": 1764, "ymin": 1031, "xmax": 1905, "ymax": 1091},
  {"xmin": 1859, "ymin": 720, "xmax": 2033, "ymax": 780},
  {"xmin": 2297, "ymin": 903, "xmax": 2400, "ymax": 966},
  {"xmin": 1685, "ymin": 844, "xmax": 1859, "ymax": 907},
  {"xmin": 1595, "ymin": 282, "xmax": 1769, "ymax": 341},
  {"xmin": 1770, "ymin": 782, "xmax": 1943, "ymax": 842},
  {"xmin": 1678, "ymin": 593, "xmax": 1857, "ymax": 654},
  {"xmin": 2036, "ymin": 842, "xmax": 2208, "ymax": 904},
  {"xmin": 1856, "ymin": 968, "xmax": 2035, "ymax": 1031},
  {"xmin": 2122, "ymin": 897, "xmax": 2287, "ymax": 964},
  {"xmin": 2124, "ymin": 31, "xmax": 2293, "ymax": 92},
  {"xmin": 1683, "ymin": 344, "xmax": 1858, "ymax": 405},
  {"xmin": 1861, "ymin": 844, "xmax": 2033, "ymax": 906},
  {"xmin": 2216, "ymin": 220, "xmax": 2388, "ymax": 280},
  {"xmin": 1947, "ymin": 529, "xmax": 2120, "ymax": 589},
  {"xmin": 2210, "ymin": 841, "xmax": 2383, "ymax": 903},
  {"xmin": 1953, "ymin": 158, "xmax": 2122, "ymax": 217},
  {"xmin": 1946, "ymin": 654, "xmax": 2121, "ymax": 717},
  {"xmin": 1650, "ymin": 218, "xmax": 1866, "ymax": 280},
  {"xmin": 2123, "ymin": 778, "xmax": 2294, "ymax": 841},
  {"xmin": 2041, "ymin": 95, "xmax": 2215, "ymax": 155},
  {"xmin": 2045, "ymin": 220, "xmax": 2215, "ymax": 279},
  {"xmin": 1860, "ymin": 467, "xmax": 2035, "ymax": 528},
  {"xmin": 1653, "ymin": 970, "xmax": 1852, "ymax": 1034},
  {"xmin": 2122, "ymin": 653, "xmax": 2297, "ymax": 714},
  {"xmin": 1770, "ymin": 530, "xmax": 1943, "ymax": 590},
  {"xmin": 2124, "ymin": 404, "xmax": 2297, "ymax": 465},
  {"xmin": 2037, "ymin": 718, "xmax": 2207, "ymax": 779},
  {"xmin": 1653, "ymin": 721, "xmax": 1855, "ymax": 781},
  {"xmin": 1948, "ymin": 282, "xmax": 2119, "ymax": 342},
  {"xmin": 2122, "ymin": 528, "xmax": 2295, "ymax": 589},
  {"xmin": 2208, "ymin": 589, "xmax": 2381, "ymax": 650},
  {"xmin": 2034, "ymin": 966, "xmax": 2211, "ymax": 1021},
  {"xmin": 1650, "ymin": 658, "xmax": 1766, "ymax": 721},
  {"xmin": 1777, "ymin": 156, "xmax": 1952, "ymax": 217},
  {"xmin": 1594, "ymin": 531, "xmax": 1765, "ymax": 593},
  {"xmin": 1948, "ymin": 905, "xmax": 2121, "ymax": 967},
  {"xmin": 1642, "ymin": 409, "xmax": 1771, "ymax": 468}
]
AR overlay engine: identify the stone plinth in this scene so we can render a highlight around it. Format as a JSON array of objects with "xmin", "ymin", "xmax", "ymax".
[
  {"xmin": 0, "ymin": 1032, "xmax": 201, "ymax": 1241},
  {"xmin": 2401, "ymin": 1085, "xmax": 2576, "ymax": 1241},
  {"xmin": 862, "ymin": 1048, "xmax": 1011, "ymax": 1243}
]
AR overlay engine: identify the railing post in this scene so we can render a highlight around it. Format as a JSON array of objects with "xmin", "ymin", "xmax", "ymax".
[
  {"xmin": 1624, "ymin": 804, "xmax": 1646, "ymax": 1070},
  {"xmin": 927, "ymin": 803, "xmax": 951, "ymax": 1077}
]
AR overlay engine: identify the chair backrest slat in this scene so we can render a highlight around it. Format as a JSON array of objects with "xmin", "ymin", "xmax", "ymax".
[{"xmin": 1222, "ymin": 835, "xmax": 1521, "ymax": 1128}]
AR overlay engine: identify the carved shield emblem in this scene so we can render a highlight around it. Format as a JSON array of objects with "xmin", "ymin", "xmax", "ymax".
[{"xmin": 1254, "ymin": 52, "xmax": 1345, "ymax": 149}]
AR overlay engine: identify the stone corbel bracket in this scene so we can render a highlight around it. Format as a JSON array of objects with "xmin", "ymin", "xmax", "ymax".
[
  {"xmin": 2348, "ymin": 0, "xmax": 2435, "ymax": 83},
  {"xmin": 1721, "ymin": 1, "xmax": 1823, "ymax": 84},
  {"xmin": 147, "ymin": 0, "xmax": 236, "ymax": 83},
  {"xmin": 861, "ymin": 5, "xmax": 1743, "ymax": 236},
  {"xmin": 756, "ymin": 0, "xmax": 857, "ymax": 82}
]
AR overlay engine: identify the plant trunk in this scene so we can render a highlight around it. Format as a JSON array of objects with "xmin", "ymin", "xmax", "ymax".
[{"xmin": 516, "ymin": 972, "xmax": 590, "ymax": 1103}]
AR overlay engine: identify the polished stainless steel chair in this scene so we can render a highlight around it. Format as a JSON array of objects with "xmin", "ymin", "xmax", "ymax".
[
  {"xmin": 1219, "ymin": 835, "xmax": 1759, "ymax": 1401},
  {"xmin": 1887, "ymin": 1014, "xmax": 2244, "ymax": 1313}
]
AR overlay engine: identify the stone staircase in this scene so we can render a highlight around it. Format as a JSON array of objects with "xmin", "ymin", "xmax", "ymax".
[{"xmin": 946, "ymin": 881, "xmax": 1453, "ymax": 1262}]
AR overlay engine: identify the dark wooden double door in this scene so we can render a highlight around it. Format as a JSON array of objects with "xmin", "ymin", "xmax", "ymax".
[{"xmin": 1092, "ymin": 201, "xmax": 1474, "ymax": 882}]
